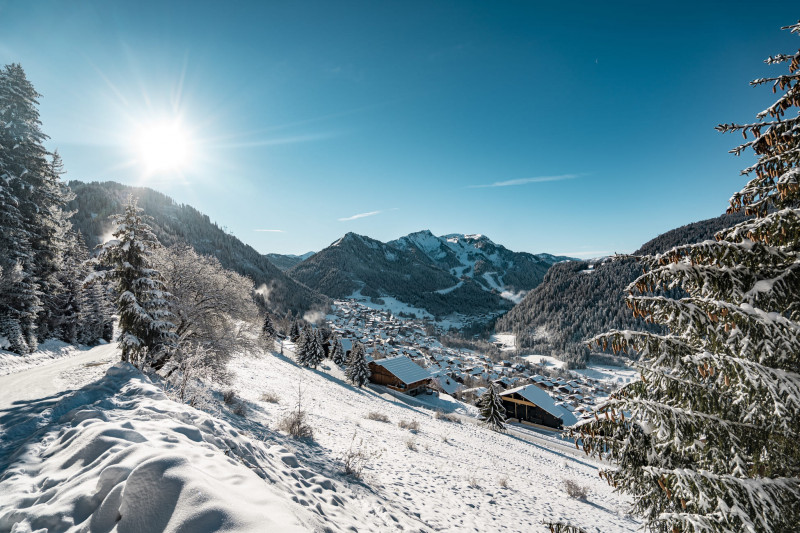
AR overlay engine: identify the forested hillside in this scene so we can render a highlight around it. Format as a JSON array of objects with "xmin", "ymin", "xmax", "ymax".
[
  {"xmin": 495, "ymin": 212, "xmax": 749, "ymax": 366},
  {"xmin": 68, "ymin": 181, "xmax": 328, "ymax": 317}
]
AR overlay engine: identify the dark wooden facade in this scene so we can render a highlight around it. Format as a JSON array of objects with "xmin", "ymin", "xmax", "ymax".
[
  {"xmin": 367, "ymin": 361, "xmax": 430, "ymax": 395},
  {"xmin": 500, "ymin": 392, "xmax": 563, "ymax": 429}
]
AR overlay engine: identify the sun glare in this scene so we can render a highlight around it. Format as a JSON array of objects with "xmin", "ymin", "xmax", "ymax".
[{"xmin": 134, "ymin": 120, "xmax": 191, "ymax": 174}]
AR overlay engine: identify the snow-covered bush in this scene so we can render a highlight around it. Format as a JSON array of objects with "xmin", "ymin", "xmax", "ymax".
[
  {"xmin": 562, "ymin": 479, "xmax": 588, "ymax": 500},
  {"xmin": 365, "ymin": 411, "xmax": 390, "ymax": 423},
  {"xmin": 398, "ymin": 419, "xmax": 420, "ymax": 432}
]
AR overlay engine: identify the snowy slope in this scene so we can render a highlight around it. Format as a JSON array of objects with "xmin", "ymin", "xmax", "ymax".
[
  {"xmin": 230, "ymin": 343, "xmax": 640, "ymax": 532},
  {"xmin": 0, "ymin": 345, "xmax": 428, "ymax": 532}
]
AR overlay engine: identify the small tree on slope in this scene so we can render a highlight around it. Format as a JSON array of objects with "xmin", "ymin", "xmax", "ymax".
[
  {"xmin": 558, "ymin": 22, "xmax": 800, "ymax": 533},
  {"xmin": 262, "ymin": 314, "xmax": 276, "ymax": 344},
  {"xmin": 97, "ymin": 196, "xmax": 176, "ymax": 369},
  {"xmin": 478, "ymin": 385, "xmax": 506, "ymax": 432},
  {"xmin": 308, "ymin": 328, "xmax": 325, "ymax": 369},
  {"xmin": 346, "ymin": 342, "xmax": 370, "ymax": 387}
]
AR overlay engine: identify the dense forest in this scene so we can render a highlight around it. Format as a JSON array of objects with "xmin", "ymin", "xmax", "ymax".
[{"xmin": 496, "ymin": 211, "xmax": 749, "ymax": 367}]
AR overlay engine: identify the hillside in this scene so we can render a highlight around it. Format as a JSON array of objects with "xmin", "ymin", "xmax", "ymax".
[
  {"xmin": 495, "ymin": 212, "xmax": 750, "ymax": 367},
  {"xmin": 288, "ymin": 230, "xmax": 570, "ymax": 320},
  {"xmin": 0, "ymin": 341, "xmax": 638, "ymax": 533},
  {"xmin": 67, "ymin": 181, "xmax": 328, "ymax": 317}
]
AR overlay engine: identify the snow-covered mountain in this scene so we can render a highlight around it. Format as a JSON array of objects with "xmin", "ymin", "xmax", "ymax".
[{"xmin": 288, "ymin": 230, "xmax": 571, "ymax": 321}]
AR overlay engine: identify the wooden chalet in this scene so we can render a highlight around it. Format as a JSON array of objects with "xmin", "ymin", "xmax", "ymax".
[
  {"xmin": 499, "ymin": 385, "xmax": 578, "ymax": 430},
  {"xmin": 368, "ymin": 356, "xmax": 432, "ymax": 396}
]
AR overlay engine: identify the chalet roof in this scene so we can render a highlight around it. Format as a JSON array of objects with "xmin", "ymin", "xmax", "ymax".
[
  {"xmin": 371, "ymin": 356, "xmax": 431, "ymax": 385},
  {"xmin": 500, "ymin": 385, "xmax": 578, "ymax": 427}
]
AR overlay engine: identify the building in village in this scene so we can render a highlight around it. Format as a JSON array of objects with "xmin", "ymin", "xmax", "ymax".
[
  {"xmin": 499, "ymin": 384, "xmax": 578, "ymax": 430},
  {"xmin": 368, "ymin": 356, "xmax": 432, "ymax": 396}
]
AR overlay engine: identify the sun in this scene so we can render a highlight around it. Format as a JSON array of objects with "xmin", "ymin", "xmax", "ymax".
[{"xmin": 134, "ymin": 119, "xmax": 191, "ymax": 174}]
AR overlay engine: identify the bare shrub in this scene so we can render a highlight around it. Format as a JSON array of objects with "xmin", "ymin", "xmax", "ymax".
[
  {"xmin": 398, "ymin": 419, "xmax": 420, "ymax": 433},
  {"xmin": 468, "ymin": 476, "xmax": 480, "ymax": 489},
  {"xmin": 260, "ymin": 391, "xmax": 280, "ymax": 404},
  {"xmin": 444, "ymin": 413, "xmax": 462, "ymax": 424},
  {"xmin": 440, "ymin": 434, "xmax": 449, "ymax": 444},
  {"xmin": 365, "ymin": 411, "xmax": 390, "ymax": 423},
  {"xmin": 222, "ymin": 389, "xmax": 237, "ymax": 404},
  {"xmin": 498, "ymin": 476, "xmax": 510, "ymax": 489},
  {"xmin": 434, "ymin": 409, "xmax": 445, "ymax": 420},
  {"xmin": 278, "ymin": 383, "xmax": 313, "ymax": 440},
  {"xmin": 563, "ymin": 478, "xmax": 589, "ymax": 500},
  {"xmin": 340, "ymin": 432, "xmax": 381, "ymax": 478},
  {"xmin": 232, "ymin": 402, "xmax": 248, "ymax": 417},
  {"xmin": 404, "ymin": 437, "xmax": 417, "ymax": 451}
]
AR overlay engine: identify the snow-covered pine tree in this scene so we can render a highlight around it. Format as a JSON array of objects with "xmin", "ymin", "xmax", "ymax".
[
  {"xmin": 262, "ymin": 314, "xmax": 276, "ymax": 343},
  {"xmin": 345, "ymin": 341, "xmax": 370, "ymax": 387},
  {"xmin": 0, "ymin": 63, "xmax": 47, "ymax": 353},
  {"xmin": 290, "ymin": 320, "xmax": 301, "ymax": 342},
  {"xmin": 307, "ymin": 328, "xmax": 325, "ymax": 369},
  {"xmin": 330, "ymin": 334, "xmax": 346, "ymax": 366},
  {"xmin": 96, "ymin": 196, "xmax": 176, "ymax": 369},
  {"xmin": 294, "ymin": 325, "xmax": 311, "ymax": 366},
  {"xmin": 478, "ymin": 385, "xmax": 506, "ymax": 432},
  {"xmin": 563, "ymin": 22, "xmax": 800, "ymax": 533}
]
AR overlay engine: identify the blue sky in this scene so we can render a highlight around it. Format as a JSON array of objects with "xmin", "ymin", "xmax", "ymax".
[{"xmin": 1, "ymin": 1, "xmax": 797, "ymax": 256}]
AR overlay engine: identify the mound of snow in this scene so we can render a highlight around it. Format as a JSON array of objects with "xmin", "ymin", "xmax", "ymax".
[{"xmin": 0, "ymin": 363, "xmax": 426, "ymax": 532}]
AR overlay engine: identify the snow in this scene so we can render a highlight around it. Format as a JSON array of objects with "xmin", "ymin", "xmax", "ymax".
[
  {"xmin": 0, "ymin": 346, "xmax": 429, "ymax": 532},
  {"xmin": 490, "ymin": 333, "xmax": 517, "ymax": 352},
  {"xmin": 0, "ymin": 339, "xmax": 110, "ymax": 378},
  {"xmin": 523, "ymin": 354, "xmax": 570, "ymax": 370},
  {"xmin": 435, "ymin": 280, "xmax": 464, "ymax": 294},
  {"xmin": 229, "ymin": 348, "xmax": 639, "ymax": 532},
  {"xmin": 0, "ymin": 340, "xmax": 639, "ymax": 533}
]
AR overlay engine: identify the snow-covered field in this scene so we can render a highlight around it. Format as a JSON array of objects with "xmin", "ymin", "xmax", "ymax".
[
  {"xmin": 230, "ymin": 346, "xmax": 638, "ymax": 532},
  {"xmin": 0, "ymin": 342, "xmax": 639, "ymax": 532},
  {"xmin": 490, "ymin": 333, "xmax": 516, "ymax": 351},
  {"xmin": 522, "ymin": 354, "xmax": 569, "ymax": 370}
]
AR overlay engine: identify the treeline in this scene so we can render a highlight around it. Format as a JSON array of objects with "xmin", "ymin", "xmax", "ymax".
[
  {"xmin": 495, "ymin": 212, "xmax": 750, "ymax": 367},
  {"xmin": 0, "ymin": 64, "xmax": 114, "ymax": 353}
]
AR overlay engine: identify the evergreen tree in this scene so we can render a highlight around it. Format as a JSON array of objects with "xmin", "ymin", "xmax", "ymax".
[
  {"xmin": 307, "ymin": 328, "xmax": 324, "ymax": 369},
  {"xmin": 0, "ymin": 63, "xmax": 47, "ymax": 353},
  {"xmin": 478, "ymin": 385, "xmax": 506, "ymax": 432},
  {"xmin": 97, "ymin": 196, "xmax": 175, "ymax": 369},
  {"xmin": 262, "ymin": 314, "xmax": 276, "ymax": 342},
  {"xmin": 330, "ymin": 334, "xmax": 346, "ymax": 366},
  {"xmin": 294, "ymin": 325, "xmax": 311, "ymax": 366},
  {"xmin": 563, "ymin": 22, "xmax": 800, "ymax": 533},
  {"xmin": 345, "ymin": 341, "xmax": 370, "ymax": 387},
  {"xmin": 290, "ymin": 319, "xmax": 301, "ymax": 342}
]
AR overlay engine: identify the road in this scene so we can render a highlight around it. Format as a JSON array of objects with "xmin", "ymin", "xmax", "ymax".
[{"xmin": 0, "ymin": 343, "xmax": 118, "ymax": 411}]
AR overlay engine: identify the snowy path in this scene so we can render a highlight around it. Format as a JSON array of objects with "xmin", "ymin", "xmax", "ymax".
[{"xmin": 0, "ymin": 343, "xmax": 117, "ymax": 412}]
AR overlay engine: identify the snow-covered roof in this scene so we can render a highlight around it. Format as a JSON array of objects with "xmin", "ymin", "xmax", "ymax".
[
  {"xmin": 371, "ymin": 356, "xmax": 431, "ymax": 385},
  {"xmin": 500, "ymin": 385, "xmax": 578, "ymax": 427}
]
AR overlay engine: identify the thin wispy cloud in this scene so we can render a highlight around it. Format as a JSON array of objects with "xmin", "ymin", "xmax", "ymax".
[
  {"xmin": 468, "ymin": 174, "xmax": 579, "ymax": 188},
  {"xmin": 338, "ymin": 208, "xmax": 397, "ymax": 222},
  {"xmin": 254, "ymin": 229, "xmax": 285, "ymax": 233}
]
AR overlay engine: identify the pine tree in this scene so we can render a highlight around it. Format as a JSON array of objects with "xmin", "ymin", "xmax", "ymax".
[
  {"xmin": 262, "ymin": 314, "xmax": 276, "ymax": 343},
  {"xmin": 290, "ymin": 320, "xmax": 301, "ymax": 342},
  {"xmin": 564, "ymin": 22, "xmax": 800, "ymax": 533},
  {"xmin": 294, "ymin": 325, "xmax": 311, "ymax": 366},
  {"xmin": 0, "ymin": 63, "xmax": 48, "ymax": 353},
  {"xmin": 97, "ymin": 196, "xmax": 175, "ymax": 369},
  {"xmin": 307, "ymin": 328, "xmax": 324, "ymax": 369},
  {"xmin": 478, "ymin": 385, "xmax": 506, "ymax": 432},
  {"xmin": 345, "ymin": 341, "xmax": 370, "ymax": 387},
  {"xmin": 330, "ymin": 334, "xmax": 346, "ymax": 366}
]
